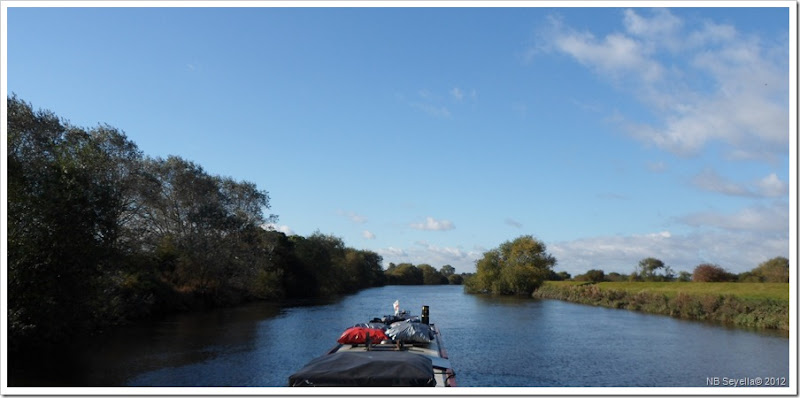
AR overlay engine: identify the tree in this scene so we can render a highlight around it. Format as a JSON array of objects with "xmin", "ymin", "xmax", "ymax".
[
  {"xmin": 677, "ymin": 271, "xmax": 692, "ymax": 282},
  {"xmin": 575, "ymin": 269, "xmax": 606, "ymax": 283},
  {"xmin": 418, "ymin": 264, "xmax": 447, "ymax": 285},
  {"xmin": 447, "ymin": 274, "xmax": 464, "ymax": 285},
  {"xmin": 634, "ymin": 257, "xmax": 665, "ymax": 281},
  {"xmin": 692, "ymin": 264, "xmax": 736, "ymax": 282},
  {"xmin": 751, "ymin": 257, "xmax": 789, "ymax": 283},
  {"xmin": 466, "ymin": 235, "xmax": 556, "ymax": 295},
  {"xmin": 7, "ymin": 95, "xmax": 140, "ymax": 348},
  {"xmin": 385, "ymin": 263, "xmax": 424, "ymax": 285},
  {"xmin": 440, "ymin": 265, "xmax": 456, "ymax": 278}
]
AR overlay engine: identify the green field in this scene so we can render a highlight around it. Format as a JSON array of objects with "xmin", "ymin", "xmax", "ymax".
[{"xmin": 547, "ymin": 281, "xmax": 789, "ymax": 302}]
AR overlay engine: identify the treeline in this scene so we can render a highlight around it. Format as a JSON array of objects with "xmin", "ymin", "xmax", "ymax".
[
  {"xmin": 384, "ymin": 263, "xmax": 470, "ymax": 285},
  {"xmin": 572, "ymin": 257, "xmax": 789, "ymax": 283},
  {"xmin": 465, "ymin": 235, "xmax": 789, "ymax": 297},
  {"xmin": 7, "ymin": 96, "xmax": 385, "ymax": 351}
]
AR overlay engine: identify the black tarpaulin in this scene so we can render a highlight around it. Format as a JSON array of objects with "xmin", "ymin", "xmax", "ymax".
[{"xmin": 288, "ymin": 351, "xmax": 436, "ymax": 387}]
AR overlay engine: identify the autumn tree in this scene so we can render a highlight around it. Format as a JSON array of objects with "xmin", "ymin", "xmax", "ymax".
[{"xmin": 692, "ymin": 264, "xmax": 736, "ymax": 282}]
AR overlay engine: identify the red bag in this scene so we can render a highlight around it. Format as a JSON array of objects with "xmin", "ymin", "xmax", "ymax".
[{"xmin": 337, "ymin": 327, "xmax": 388, "ymax": 344}]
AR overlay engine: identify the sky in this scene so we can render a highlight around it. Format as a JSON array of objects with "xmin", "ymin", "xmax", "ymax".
[{"xmin": 3, "ymin": 2, "xmax": 796, "ymax": 276}]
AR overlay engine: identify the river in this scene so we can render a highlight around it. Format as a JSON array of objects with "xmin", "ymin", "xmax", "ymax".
[{"xmin": 9, "ymin": 285, "xmax": 789, "ymax": 388}]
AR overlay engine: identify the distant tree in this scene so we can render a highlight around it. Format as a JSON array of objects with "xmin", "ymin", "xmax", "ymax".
[
  {"xmin": 440, "ymin": 265, "xmax": 456, "ymax": 278},
  {"xmin": 575, "ymin": 269, "xmax": 606, "ymax": 283},
  {"xmin": 634, "ymin": 257, "xmax": 666, "ymax": 281},
  {"xmin": 750, "ymin": 257, "xmax": 790, "ymax": 283},
  {"xmin": 546, "ymin": 270, "xmax": 571, "ymax": 281},
  {"xmin": 385, "ymin": 263, "xmax": 424, "ymax": 285},
  {"xmin": 606, "ymin": 272, "xmax": 628, "ymax": 282},
  {"xmin": 418, "ymin": 264, "xmax": 448, "ymax": 285},
  {"xmin": 447, "ymin": 274, "xmax": 464, "ymax": 285},
  {"xmin": 466, "ymin": 235, "xmax": 556, "ymax": 295},
  {"xmin": 677, "ymin": 271, "xmax": 692, "ymax": 282},
  {"xmin": 693, "ymin": 264, "xmax": 736, "ymax": 282}
]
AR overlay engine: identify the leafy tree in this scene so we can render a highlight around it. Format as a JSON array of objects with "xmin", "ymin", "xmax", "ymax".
[
  {"xmin": 440, "ymin": 265, "xmax": 456, "ymax": 277},
  {"xmin": 7, "ymin": 95, "xmax": 139, "ymax": 348},
  {"xmin": 677, "ymin": 271, "xmax": 692, "ymax": 282},
  {"xmin": 385, "ymin": 263, "xmax": 424, "ymax": 285},
  {"xmin": 418, "ymin": 264, "xmax": 447, "ymax": 285},
  {"xmin": 751, "ymin": 257, "xmax": 789, "ymax": 283},
  {"xmin": 633, "ymin": 257, "xmax": 668, "ymax": 281},
  {"xmin": 575, "ymin": 269, "xmax": 606, "ymax": 283},
  {"xmin": 447, "ymin": 274, "xmax": 464, "ymax": 285},
  {"xmin": 606, "ymin": 272, "xmax": 628, "ymax": 282},
  {"xmin": 466, "ymin": 235, "xmax": 556, "ymax": 295}
]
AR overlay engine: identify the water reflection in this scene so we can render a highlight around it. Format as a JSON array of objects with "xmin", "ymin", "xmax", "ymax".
[{"xmin": 10, "ymin": 285, "xmax": 789, "ymax": 387}]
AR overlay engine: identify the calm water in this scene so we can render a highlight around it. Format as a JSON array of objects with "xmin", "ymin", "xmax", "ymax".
[{"xmin": 11, "ymin": 285, "xmax": 789, "ymax": 387}]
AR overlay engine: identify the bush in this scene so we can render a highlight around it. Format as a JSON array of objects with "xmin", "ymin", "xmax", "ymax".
[{"xmin": 692, "ymin": 264, "xmax": 736, "ymax": 282}]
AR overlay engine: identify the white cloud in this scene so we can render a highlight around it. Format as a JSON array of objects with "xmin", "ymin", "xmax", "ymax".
[
  {"xmin": 263, "ymin": 223, "xmax": 295, "ymax": 236},
  {"xmin": 363, "ymin": 230, "xmax": 376, "ymax": 240},
  {"xmin": 378, "ymin": 247, "xmax": 407, "ymax": 258},
  {"xmin": 756, "ymin": 173, "xmax": 788, "ymax": 197},
  {"xmin": 410, "ymin": 217, "xmax": 455, "ymax": 231},
  {"xmin": 622, "ymin": 8, "xmax": 682, "ymax": 48},
  {"xmin": 540, "ymin": 8, "xmax": 789, "ymax": 161},
  {"xmin": 551, "ymin": 227, "xmax": 788, "ymax": 275},
  {"xmin": 691, "ymin": 169, "xmax": 788, "ymax": 198},
  {"xmin": 338, "ymin": 210, "xmax": 367, "ymax": 224},
  {"xmin": 451, "ymin": 87, "xmax": 464, "ymax": 101},
  {"xmin": 679, "ymin": 202, "xmax": 789, "ymax": 233}
]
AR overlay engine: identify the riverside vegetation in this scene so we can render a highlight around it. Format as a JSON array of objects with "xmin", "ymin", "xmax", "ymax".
[
  {"xmin": 533, "ymin": 282, "xmax": 789, "ymax": 331},
  {"xmin": 7, "ymin": 96, "xmax": 463, "ymax": 354},
  {"xmin": 466, "ymin": 236, "xmax": 789, "ymax": 331}
]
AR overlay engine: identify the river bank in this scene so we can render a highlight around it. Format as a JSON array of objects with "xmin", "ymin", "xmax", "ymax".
[{"xmin": 533, "ymin": 281, "xmax": 789, "ymax": 331}]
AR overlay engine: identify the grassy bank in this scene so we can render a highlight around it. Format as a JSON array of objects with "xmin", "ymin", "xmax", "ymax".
[{"xmin": 533, "ymin": 281, "xmax": 789, "ymax": 331}]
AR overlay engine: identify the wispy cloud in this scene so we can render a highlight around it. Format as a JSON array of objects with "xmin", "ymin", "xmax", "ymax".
[
  {"xmin": 551, "ymin": 227, "xmax": 787, "ymax": 275},
  {"xmin": 410, "ymin": 217, "xmax": 455, "ymax": 231},
  {"xmin": 363, "ymin": 230, "xmax": 376, "ymax": 240},
  {"xmin": 678, "ymin": 202, "xmax": 789, "ymax": 233},
  {"xmin": 337, "ymin": 210, "xmax": 368, "ymax": 224},
  {"xmin": 451, "ymin": 87, "xmax": 464, "ymax": 101},
  {"xmin": 537, "ymin": 9, "xmax": 789, "ymax": 161},
  {"xmin": 691, "ymin": 169, "xmax": 788, "ymax": 198},
  {"xmin": 505, "ymin": 218, "xmax": 523, "ymax": 228}
]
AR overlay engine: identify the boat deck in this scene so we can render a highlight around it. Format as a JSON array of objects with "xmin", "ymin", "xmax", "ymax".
[{"xmin": 328, "ymin": 323, "xmax": 455, "ymax": 387}]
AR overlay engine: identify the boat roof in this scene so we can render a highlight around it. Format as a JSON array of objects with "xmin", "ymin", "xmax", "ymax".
[{"xmin": 288, "ymin": 351, "xmax": 436, "ymax": 387}]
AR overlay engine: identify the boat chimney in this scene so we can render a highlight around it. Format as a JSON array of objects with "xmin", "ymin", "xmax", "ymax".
[{"xmin": 421, "ymin": 305, "xmax": 429, "ymax": 325}]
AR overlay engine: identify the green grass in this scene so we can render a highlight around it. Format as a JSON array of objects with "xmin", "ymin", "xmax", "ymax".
[
  {"xmin": 548, "ymin": 281, "xmax": 788, "ymax": 302},
  {"xmin": 535, "ymin": 281, "xmax": 789, "ymax": 330}
]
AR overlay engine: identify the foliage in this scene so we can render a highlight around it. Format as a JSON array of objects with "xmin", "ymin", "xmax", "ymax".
[
  {"xmin": 465, "ymin": 235, "xmax": 556, "ymax": 295},
  {"xmin": 631, "ymin": 257, "xmax": 675, "ymax": 281},
  {"xmin": 740, "ymin": 257, "xmax": 790, "ymax": 283},
  {"xmin": 534, "ymin": 281, "xmax": 789, "ymax": 331},
  {"xmin": 6, "ymin": 96, "xmax": 387, "ymax": 352},
  {"xmin": 692, "ymin": 264, "xmax": 737, "ymax": 282},
  {"xmin": 385, "ymin": 263, "xmax": 424, "ymax": 285},
  {"xmin": 574, "ymin": 269, "xmax": 606, "ymax": 283}
]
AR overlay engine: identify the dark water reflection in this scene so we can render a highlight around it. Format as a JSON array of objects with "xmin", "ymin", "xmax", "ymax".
[{"xmin": 10, "ymin": 285, "xmax": 789, "ymax": 387}]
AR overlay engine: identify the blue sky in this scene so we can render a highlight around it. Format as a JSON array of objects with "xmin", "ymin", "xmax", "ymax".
[{"xmin": 4, "ymin": 3, "xmax": 795, "ymax": 276}]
